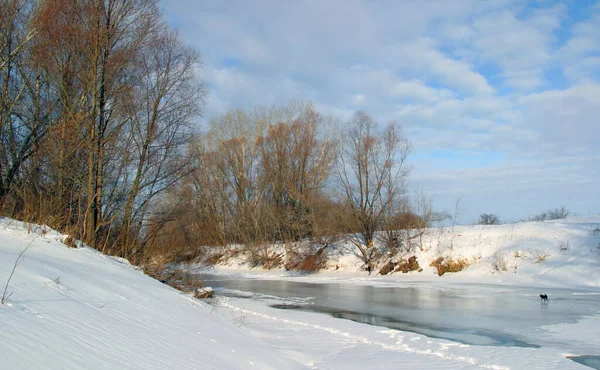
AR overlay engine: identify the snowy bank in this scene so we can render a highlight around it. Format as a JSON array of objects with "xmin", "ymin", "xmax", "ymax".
[
  {"xmin": 0, "ymin": 218, "xmax": 305, "ymax": 369},
  {"xmin": 201, "ymin": 217, "xmax": 600, "ymax": 290}
]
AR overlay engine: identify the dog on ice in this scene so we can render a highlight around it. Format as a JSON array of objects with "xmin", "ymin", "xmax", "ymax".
[{"xmin": 540, "ymin": 294, "xmax": 549, "ymax": 302}]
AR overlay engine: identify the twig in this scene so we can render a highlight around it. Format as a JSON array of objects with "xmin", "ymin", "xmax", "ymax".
[{"xmin": 2, "ymin": 238, "xmax": 36, "ymax": 304}]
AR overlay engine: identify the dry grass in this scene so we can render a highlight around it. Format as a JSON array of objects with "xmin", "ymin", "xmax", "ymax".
[
  {"xmin": 394, "ymin": 256, "xmax": 420, "ymax": 273},
  {"xmin": 535, "ymin": 253, "xmax": 549, "ymax": 263},
  {"xmin": 150, "ymin": 269, "xmax": 204, "ymax": 293},
  {"xmin": 63, "ymin": 235, "xmax": 77, "ymax": 248},
  {"xmin": 204, "ymin": 250, "xmax": 226, "ymax": 266},
  {"xmin": 194, "ymin": 287, "xmax": 214, "ymax": 299},
  {"xmin": 262, "ymin": 253, "xmax": 284, "ymax": 269},
  {"xmin": 490, "ymin": 251, "xmax": 508, "ymax": 272},
  {"xmin": 285, "ymin": 245, "xmax": 328, "ymax": 273},
  {"xmin": 378, "ymin": 261, "xmax": 395, "ymax": 275},
  {"xmin": 430, "ymin": 257, "xmax": 470, "ymax": 276}
]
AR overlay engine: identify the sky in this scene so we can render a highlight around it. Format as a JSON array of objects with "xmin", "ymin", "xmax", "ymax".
[{"xmin": 160, "ymin": 0, "xmax": 600, "ymax": 224}]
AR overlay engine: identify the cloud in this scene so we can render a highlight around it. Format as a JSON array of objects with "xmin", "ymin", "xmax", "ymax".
[{"xmin": 161, "ymin": 0, "xmax": 600, "ymax": 221}]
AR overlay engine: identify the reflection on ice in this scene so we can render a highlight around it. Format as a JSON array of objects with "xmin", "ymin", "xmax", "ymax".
[{"xmin": 272, "ymin": 304, "xmax": 538, "ymax": 347}]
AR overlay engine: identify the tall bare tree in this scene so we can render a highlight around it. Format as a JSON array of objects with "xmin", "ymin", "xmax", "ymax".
[
  {"xmin": 257, "ymin": 104, "xmax": 336, "ymax": 242},
  {"xmin": 0, "ymin": 0, "xmax": 47, "ymax": 206},
  {"xmin": 336, "ymin": 112, "xmax": 410, "ymax": 272},
  {"xmin": 117, "ymin": 24, "xmax": 206, "ymax": 259}
]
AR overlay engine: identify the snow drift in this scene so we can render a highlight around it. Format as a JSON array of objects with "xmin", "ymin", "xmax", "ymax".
[{"xmin": 0, "ymin": 218, "xmax": 305, "ymax": 369}]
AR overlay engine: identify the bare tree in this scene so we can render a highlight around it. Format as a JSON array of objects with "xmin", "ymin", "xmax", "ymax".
[
  {"xmin": 257, "ymin": 103, "xmax": 336, "ymax": 242},
  {"xmin": 529, "ymin": 206, "xmax": 570, "ymax": 222},
  {"xmin": 0, "ymin": 0, "xmax": 51, "ymax": 207},
  {"xmin": 206, "ymin": 108, "xmax": 267, "ymax": 243},
  {"xmin": 478, "ymin": 213, "xmax": 500, "ymax": 225},
  {"xmin": 116, "ymin": 23, "xmax": 206, "ymax": 260},
  {"xmin": 546, "ymin": 206, "xmax": 569, "ymax": 220},
  {"xmin": 336, "ymin": 112, "xmax": 410, "ymax": 272}
]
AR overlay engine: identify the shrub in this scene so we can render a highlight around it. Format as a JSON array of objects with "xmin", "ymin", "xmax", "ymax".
[
  {"xmin": 262, "ymin": 252, "xmax": 284, "ymax": 270},
  {"xmin": 478, "ymin": 214, "xmax": 500, "ymax": 225},
  {"xmin": 535, "ymin": 252, "xmax": 549, "ymax": 263},
  {"xmin": 284, "ymin": 245, "xmax": 328, "ymax": 273},
  {"xmin": 194, "ymin": 287, "xmax": 214, "ymax": 299},
  {"xmin": 159, "ymin": 270, "xmax": 204, "ymax": 293},
  {"xmin": 394, "ymin": 256, "xmax": 420, "ymax": 273},
  {"xmin": 558, "ymin": 240, "xmax": 571, "ymax": 254},
  {"xmin": 547, "ymin": 206, "xmax": 569, "ymax": 220},
  {"xmin": 529, "ymin": 206, "xmax": 569, "ymax": 222},
  {"xmin": 246, "ymin": 244, "xmax": 283, "ymax": 270},
  {"xmin": 380, "ymin": 230, "xmax": 404, "ymax": 255},
  {"xmin": 63, "ymin": 236, "xmax": 76, "ymax": 248},
  {"xmin": 175, "ymin": 249, "xmax": 203, "ymax": 264},
  {"xmin": 490, "ymin": 251, "xmax": 508, "ymax": 272},
  {"xmin": 204, "ymin": 250, "xmax": 225, "ymax": 266},
  {"xmin": 378, "ymin": 261, "xmax": 395, "ymax": 275},
  {"xmin": 430, "ymin": 257, "xmax": 469, "ymax": 276}
]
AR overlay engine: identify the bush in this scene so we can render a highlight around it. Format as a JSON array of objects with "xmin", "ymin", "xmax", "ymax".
[
  {"xmin": 478, "ymin": 214, "xmax": 500, "ymax": 225},
  {"xmin": 535, "ymin": 253, "xmax": 548, "ymax": 263},
  {"xmin": 204, "ymin": 249, "xmax": 226, "ymax": 266},
  {"xmin": 157, "ymin": 270, "xmax": 204, "ymax": 293},
  {"xmin": 490, "ymin": 251, "xmax": 507, "ymax": 272},
  {"xmin": 194, "ymin": 287, "xmax": 214, "ymax": 299},
  {"xmin": 430, "ymin": 257, "xmax": 469, "ymax": 276},
  {"xmin": 63, "ymin": 235, "xmax": 77, "ymax": 248},
  {"xmin": 547, "ymin": 206, "xmax": 569, "ymax": 220},
  {"xmin": 394, "ymin": 256, "xmax": 420, "ymax": 273},
  {"xmin": 284, "ymin": 245, "xmax": 328, "ymax": 273},
  {"xmin": 558, "ymin": 240, "xmax": 571, "ymax": 254},
  {"xmin": 529, "ymin": 206, "xmax": 569, "ymax": 222},
  {"xmin": 378, "ymin": 261, "xmax": 395, "ymax": 275},
  {"xmin": 248, "ymin": 250, "xmax": 283, "ymax": 269}
]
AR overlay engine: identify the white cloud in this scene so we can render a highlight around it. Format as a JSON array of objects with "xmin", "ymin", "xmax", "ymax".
[
  {"xmin": 161, "ymin": 0, "xmax": 600, "ymax": 221},
  {"xmin": 391, "ymin": 80, "xmax": 455, "ymax": 102}
]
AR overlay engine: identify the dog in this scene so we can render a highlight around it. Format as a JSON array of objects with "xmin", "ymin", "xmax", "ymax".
[{"xmin": 540, "ymin": 294, "xmax": 549, "ymax": 302}]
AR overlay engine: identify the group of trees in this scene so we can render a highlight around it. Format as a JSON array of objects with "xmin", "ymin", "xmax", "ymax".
[
  {"xmin": 1, "ymin": 0, "xmax": 205, "ymax": 261},
  {"xmin": 478, "ymin": 207, "xmax": 571, "ymax": 225},
  {"xmin": 145, "ymin": 103, "xmax": 422, "ymax": 270},
  {"xmin": 1, "ymin": 0, "xmax": 431, "ymax": 270}
]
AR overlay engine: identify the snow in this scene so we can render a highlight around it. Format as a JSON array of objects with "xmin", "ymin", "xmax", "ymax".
[
  {"xmin": 205, "ymin": 216, "xmax": 600, "ymax": 289},
  {"xmin": 0, "ymin": 218, "xmax": 305, "ymax": 369},
  {"xmin": 2, "ymin": 217, "xmax": 600, "ymax": 369}
]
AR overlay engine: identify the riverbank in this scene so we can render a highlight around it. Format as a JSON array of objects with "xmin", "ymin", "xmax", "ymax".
[{"xmin": 193, "ymin": 216, "xmax": 600, "ymax": 290}]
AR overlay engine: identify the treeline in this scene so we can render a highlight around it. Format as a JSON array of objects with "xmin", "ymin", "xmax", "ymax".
[
  {"xmin": 148, "ymin": 103, "xmax": 435, "ymax": 271},
  {"xmin": 1, "ymin": 0, "xmax": 435, "ymax": 269},
  {"xmin": 1, "ymin": 0, "xmax": 205, "ymax": 261}
]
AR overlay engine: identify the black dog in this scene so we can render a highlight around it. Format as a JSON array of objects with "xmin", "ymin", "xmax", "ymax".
[{"xmin": 540, "ymin": 294, "xmax": 549, "ymax": 302}]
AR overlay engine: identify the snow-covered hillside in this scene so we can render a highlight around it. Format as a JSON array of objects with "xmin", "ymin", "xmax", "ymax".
[
  {"xmin": 0, "ymin": 218, "xmax": 305, "ymax": 369},
  {"xmin": 2, "ymin": 217, "xmax": 600, "ymax": 370},
  {"xmin": 208, "ymin": 217, "xmax": 600, "ymax": 289}
]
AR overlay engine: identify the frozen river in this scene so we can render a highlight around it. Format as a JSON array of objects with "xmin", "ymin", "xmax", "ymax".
[{"xmin": 202, "ymin": 273, "xmax": 600, "ymax": 364}]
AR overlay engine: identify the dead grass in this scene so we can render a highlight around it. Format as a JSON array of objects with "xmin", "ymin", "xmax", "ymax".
[
  {"xmin": 63, "ymin": 236, "xmax": 77, "ymax": 248},
  {"xmin": 490, "ymin": 251, "xmax": 508, "ymax": 272},
  {"xmin": 244, "ymin": 244, "xmax": 284, "ymax": 270},
  {"xmin": 535, "ymin": 253, "xmax": 549, "ymax": 263},
  {"xmin": 378, "ymin": 261, "xmax": 395, "ymax": 275},
  {"xmin": 394, "ymin": 256, "xmax": 421, "ymax": 273},
  {"xmin": 204, "ymin": 250, "xmax": 226, "ymax": 266},
  {"xmin": 285, "ymin": 245, "xmax": 328, "ymax": 273},
  {"xmin": 430, "ymin": 256, "xmax": 469, "ymax": 276},
  {"xmin": 150, "ymin": 269, "xmax": 204, "ymax": 293}
]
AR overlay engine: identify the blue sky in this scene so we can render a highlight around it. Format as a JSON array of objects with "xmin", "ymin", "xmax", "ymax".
[{"xmin": 161, "ymin": 0, "xmax": 600, "ymax": 223}]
